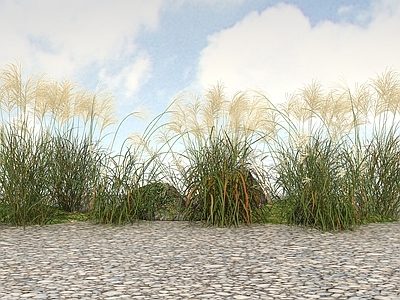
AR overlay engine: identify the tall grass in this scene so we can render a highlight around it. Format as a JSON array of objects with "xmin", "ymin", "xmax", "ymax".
[
  {"xmin": 361, "ymin": 69, "xmax": 400, "ymax": 221},
  {"xmin": 48, "ymin": 133, "xmax": 103, "ymax": 213},
  {"xmin": 181, "ymin": 129, "xmax": 269, "ymax": 226},
  {"xmin": 271, "ymin": 80, "xmax": 364, "ymax": 230},
  {"xmin": 274, "ymin": 132, "xmax": 360, "ymax": 231},
  {"xmin": 157, "ymin": 85, "xmax": 275, "ymax": 226},
  {"xmin": 273, "ymin": 70, "xmax": 400, "ymax": 230},
  {"xmin": 0, "ymin": 63, "xmax": 117, "ymax": 226},
  {"xmin": 0, "ymin": 126, "xmax": 55, "ymax": 226},
  {"xmin": 362, "ymin": 131, "xmax": 400, "ymax": 222},
  {"xmin": 1, "ymin": 61, "xmax": 400, "ymax": 231}
]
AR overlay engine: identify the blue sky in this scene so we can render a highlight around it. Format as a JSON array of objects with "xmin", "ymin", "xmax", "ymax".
[{"xmin": 1, "ymin": 0, "xmax": 399, "ymax": 151}]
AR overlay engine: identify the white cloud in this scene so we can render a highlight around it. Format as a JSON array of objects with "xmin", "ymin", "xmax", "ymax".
[
  {"xmin": 195, "ymin": 1, "xmax": 400, "ymax": 103},
  {"xmin": 338, "ymin": 5, "xmax": 353, "ymax": 15},
  {"xmin": 0, "ymin": 0, "xmax": 163, "ymax": 87},
  {"xmin": 99, "ymin": 52, "xmax": 152, "ymax": 98},
  {"xmin": 337, "ymin": 4, "xmax": 371, "ymax": 25},
  {"xmin": 125, "ymin": 55, "xmax": 152, "ymax": 96}
]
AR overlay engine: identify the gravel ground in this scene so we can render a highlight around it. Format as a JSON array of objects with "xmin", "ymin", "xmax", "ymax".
[{"xmin": 1, "ymin": 221, "xmax": 400, "ymax": 300}]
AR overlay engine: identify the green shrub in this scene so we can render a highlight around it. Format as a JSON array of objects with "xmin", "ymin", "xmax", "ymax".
[{"xmin": 137, "ymin": 182, "xmax": 185, "ymax": 220}]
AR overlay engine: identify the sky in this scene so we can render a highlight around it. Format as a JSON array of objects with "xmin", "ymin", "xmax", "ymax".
[{"xmin": 1, "ymin": 0, "xmax": 400, "ymax": 151}]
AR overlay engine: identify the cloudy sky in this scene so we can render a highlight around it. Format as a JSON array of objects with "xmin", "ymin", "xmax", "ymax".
[{"xmin": 1, "ymin": 0, "xmax": 400, "ymax": 149}]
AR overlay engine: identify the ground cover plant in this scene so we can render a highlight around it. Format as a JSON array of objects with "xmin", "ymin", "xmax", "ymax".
[{"xmin": 0, "ymin": 62, "xmax": 400, "ymax": 230}]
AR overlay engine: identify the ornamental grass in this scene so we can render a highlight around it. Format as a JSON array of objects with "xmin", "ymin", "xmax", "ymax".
[{"xmin": 1, "ymin": 62, "xmax": 400, "ymax": 231}]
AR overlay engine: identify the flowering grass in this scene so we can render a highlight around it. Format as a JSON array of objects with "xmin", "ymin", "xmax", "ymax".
[
  {"xmin": 154, "ymin": 85, "xmax": 275, "ymax": 226},
  {"xmin": 271, "ymin": 69, "xmax": 400, "ymax": 230},
  {"xmin": 0, "ymin": 62, "xmax": 400, "ymax": 231}
]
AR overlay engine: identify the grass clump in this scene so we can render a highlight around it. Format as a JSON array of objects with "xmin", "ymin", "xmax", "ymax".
[
  {"xmin": 0, "ymin": 62, "xmax": 116, "ymax": 226},
  {"xmin": 275, "ymin": 133, "xmax": 360, "ymax": 231},
  {"xmin": 272, "ymin": 70, "xmax": 400, "ymax": 230},
  {"xmin": 160, "ymin": 84, "xmax": 274, "ymax": 226},
  {"xmin": 182, "ymin": 129, "xmax": 267, "ymax": 226},
  {"xmin": 90, "ymin": 140, "xmax": 174, "ymax": 224}
]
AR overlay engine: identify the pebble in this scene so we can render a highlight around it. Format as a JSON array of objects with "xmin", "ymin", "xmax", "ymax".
[{"xmin": 0, "ymin": 221, "xmax": 400, "ymax": 299}]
